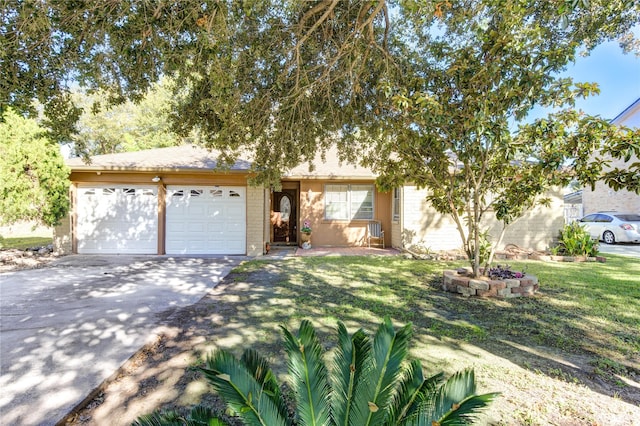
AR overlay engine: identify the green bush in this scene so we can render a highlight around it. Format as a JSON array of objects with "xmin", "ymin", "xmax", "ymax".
[
  {"xmin": 134, "ymin": 317, "xmax": 498, "ymax": 426},
  {"xmin": 556, "ymin": 222, "xmax": 599, "ymax": 257}
]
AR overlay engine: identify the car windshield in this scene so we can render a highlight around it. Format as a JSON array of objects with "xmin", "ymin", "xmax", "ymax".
[{"xmin": 614, "ymin": 214, "xmax": 640, "ymax": 222}]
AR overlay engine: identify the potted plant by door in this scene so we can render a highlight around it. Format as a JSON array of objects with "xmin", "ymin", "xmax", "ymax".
[{"xmin": 300, "ymin": 219, "xmax": 312, "ymax": 248}]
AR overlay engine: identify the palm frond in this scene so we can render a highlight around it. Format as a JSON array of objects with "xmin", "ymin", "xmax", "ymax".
[
  {"xmin": 281, "ymin": 320, "xmax": 331, "ymax": 426},
  {"xmin": 186, "ymin": 405, "xmax": 224, "ymax": 425},
  {"xmin": 428, "ymin": 369, "xmax": 499, "ymax": 425},
  {"xmin": 132, "ymin": 410, "xmax": 184, "ymax": 426},
  {"xmin": 361, "ymin": 316, "xmax": 413, "ymax": 425},
  {"xmin": 132, "ymin": 405, "xmax": 227, "ymax": 426},
  {"xmin": 240, "ymin": 348, "xmax": 290, "ymax": 423},
  {"xmin": 388, "ymin": 360, "xmax": 444, "ymax": 424},
  {"xmin": 199, "ymin": 349, "xmax": 288, "ymax": 426},
  {"xmin": 330, "ymin": 322, "xmax": 371, "ymax": 426},
  {"xmin": 438, "ymin": 393, "xmax": 500, "ymax": 425}
]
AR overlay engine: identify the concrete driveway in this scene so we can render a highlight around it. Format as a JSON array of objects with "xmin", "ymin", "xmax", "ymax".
[
  {"xmin": 598, "ymin": 243, "xmax": 640, "ymax": 258},
  {"xmin": 0, "ymin": 255, "xmax": 242, "ymax": 426}
]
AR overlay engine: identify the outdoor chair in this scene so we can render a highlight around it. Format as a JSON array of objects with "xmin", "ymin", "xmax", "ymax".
[{"xmin": 367, "ymin": 220, "xmax": 385, "ymax": 248}]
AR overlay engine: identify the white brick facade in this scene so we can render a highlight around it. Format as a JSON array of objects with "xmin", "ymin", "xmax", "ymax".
[
  {"xmin": 245, "ymin": 185, "xmax": 266, "ymax": 256},
  {"xmin": 396, "ymin": 185, "xmax": 564, "ymax": 252},
  {"xmin": 53, "ymin": 215, "xmax": 72, "ymax": 255}
]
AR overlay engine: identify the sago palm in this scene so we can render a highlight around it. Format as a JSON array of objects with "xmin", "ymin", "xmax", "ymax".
[{"xmin": 134, "ymin": 317, "xmax": 498, "ymax": 426}]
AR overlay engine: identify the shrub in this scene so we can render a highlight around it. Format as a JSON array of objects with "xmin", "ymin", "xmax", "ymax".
[
  {"xmin": 555, "ymin": 222, "xmax": 599, "ymax": 257},
  {"xmin": 134, "ymin": 317, "xmax": 499, "ymax": 426}
]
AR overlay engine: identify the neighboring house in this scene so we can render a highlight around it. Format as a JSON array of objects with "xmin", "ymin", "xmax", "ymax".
[
  {"xmin": 54, "ymin": 144, "xmax": 563, "ymax": 256},
  {"xmin": 564, "ymin": 97, "xmax": 640, "ymax": 219}
]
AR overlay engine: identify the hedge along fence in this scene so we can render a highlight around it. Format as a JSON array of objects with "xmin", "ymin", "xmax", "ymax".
[{"xmin": 442, "ymin": 269, "xmax": 539, "ymax": 298}]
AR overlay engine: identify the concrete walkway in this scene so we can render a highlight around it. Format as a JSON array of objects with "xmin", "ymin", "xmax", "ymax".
[
  {"xmin": 598, "ymin": 243, "xmax": 640, "ymax": 258},
  {"xmin": 0, "ymin": 255, "xmax": 241, "ymax": 426},
  {"xmin": 266, "ymin": 245, "xmax": 402, "ymax": 258}
]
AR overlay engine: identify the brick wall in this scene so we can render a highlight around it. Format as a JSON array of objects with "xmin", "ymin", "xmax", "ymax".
[
  {"xmin": 53, "ymin": 215, "xmax": 72, "ymax": 255},
  {"xmin": 483, "ymin": 187, "xmax": 565, "ymax": 251},
  {"xmin": 582, "ymin": 180, "xmax": 640, "ymax": 215},
  {"xmin": 401, "ymin": 186, "xmax": 462, "ymax": 251},
  {"xmin": 246, "ymin": 185, "xmax": 266, "ymax": 256},
  {"xmin": 580, "ymin": 130, "xmax": 640, "ymax": 214},
  {"xmin": 400, "ymin": 185, "xmax": 564, "ymax": 252}
]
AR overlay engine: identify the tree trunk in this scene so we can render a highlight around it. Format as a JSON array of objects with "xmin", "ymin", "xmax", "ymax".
[{"xmin": 484, "ymin": 223, "xmax": 508, "ymax": 275}]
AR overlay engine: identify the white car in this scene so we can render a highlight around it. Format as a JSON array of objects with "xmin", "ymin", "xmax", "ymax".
[{"xmin": 578, "ymin": 212, "xmax": 640, "ymax": 244}]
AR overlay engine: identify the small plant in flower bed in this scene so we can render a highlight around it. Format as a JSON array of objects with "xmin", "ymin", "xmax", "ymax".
[
  {"xmin": 555, "ymin": 222, "xmax": 599, "ymax": 257},
  {"xmin": 488, "ymin": 264, "xmax": 526, "ymax": 280}
]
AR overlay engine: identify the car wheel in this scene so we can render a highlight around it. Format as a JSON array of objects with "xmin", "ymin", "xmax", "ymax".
[{"xmin": 603, "ymin": 230, "xmax": 615, "ymax": 244}]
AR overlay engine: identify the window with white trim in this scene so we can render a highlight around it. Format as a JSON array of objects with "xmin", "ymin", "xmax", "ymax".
[{"xmin": 325, "ymin": 184, "xmax": 374, "ymax": 220}]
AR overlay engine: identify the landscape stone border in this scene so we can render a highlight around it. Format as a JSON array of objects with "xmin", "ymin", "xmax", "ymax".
[{"xmin": 442, "ymin": 269, "xmax": 539, "ymax": 298}]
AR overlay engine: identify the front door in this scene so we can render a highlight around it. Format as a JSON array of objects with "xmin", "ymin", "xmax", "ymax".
[{"xmin": 272, "ymin": 190, "xmax": 297, "ymax": 243}]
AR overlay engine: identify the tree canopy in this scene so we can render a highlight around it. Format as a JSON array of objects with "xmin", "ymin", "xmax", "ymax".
[
  {"xmin": 70, "ymin": 78, "xmax": 186, "ymax": 157},
  {"xmin": 0, "ymin": 109, "xmax": 70, "ymax": 227},
  {"xmin": 2, "ymin": 1, "xmax": 638, "ymax": 179},
  {"xmin": 2, "ymin": 0, "xmax": 639, "ymax": 273}
]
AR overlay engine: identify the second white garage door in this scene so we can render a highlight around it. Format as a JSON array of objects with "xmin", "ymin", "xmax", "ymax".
[{"xmin": 165, "ymin": 186, "xmax": 246, "ymax": 255}]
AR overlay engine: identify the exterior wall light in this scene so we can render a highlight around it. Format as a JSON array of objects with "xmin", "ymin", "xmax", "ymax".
[{"xmin": 152, "ymin": 176, "xmax": 161, "ymax": 183}]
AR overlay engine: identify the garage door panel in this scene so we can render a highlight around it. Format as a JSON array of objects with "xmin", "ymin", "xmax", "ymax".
[
  {"xmin": 77, "ymin": 185, "xmax": 158, "ymax": 254},
  {"xmin": 166, "ymin": 186, "xmax": 246, "ymax": 255}
]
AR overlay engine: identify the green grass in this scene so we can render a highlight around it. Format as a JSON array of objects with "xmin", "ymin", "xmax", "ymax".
[
  {"xmin": 0, "ymin": 236, "xmax": 52, "ymax": 250},
  {"xmin": 234, "ymin": 254, "xmax": 639, "ymax": 376}
]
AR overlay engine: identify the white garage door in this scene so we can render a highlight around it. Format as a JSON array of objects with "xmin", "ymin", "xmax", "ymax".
[
  {"xmin": 166, "ymin": 186, "xmax": 246, "ymax": 255},
  {"xmin": 76, "ymin": 185, "xmax": 158, "ymax": 254}
]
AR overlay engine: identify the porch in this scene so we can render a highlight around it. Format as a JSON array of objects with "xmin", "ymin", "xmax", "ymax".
[{"xmin": 265, "ymin": 246, "xmax": 401, "ymax": 258}]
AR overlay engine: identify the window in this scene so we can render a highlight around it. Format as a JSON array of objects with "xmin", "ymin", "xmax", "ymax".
[
  {"xmin": 190, "ymin": 189, "xmax": 203, "ymax": 197},
  {"xmin": 325, "ymin": 184, "xmax": 374, "ymax": 220},
  {"xmin": 393, "ymin": 187, "xmax": 400, "ymax": 222},
  {"xmin": 596, "ymin": 214, "xmax": 613, "ymax": 223},
  {"xmin": 280, "ymin": 195, "xmax": 291, "ymax": 221},
  {"xmin": 615, "ymin": 214, "xmax": 640, "ymax": 221}
]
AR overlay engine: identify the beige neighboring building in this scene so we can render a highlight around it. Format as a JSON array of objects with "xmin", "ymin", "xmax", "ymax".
[
  {"xmin": 55, "ymin": 144, "xmax": 564, "ymax": 256},
  {"xmin": 565, "ymin": 98, "xmax": 640, "ymax": 221}
]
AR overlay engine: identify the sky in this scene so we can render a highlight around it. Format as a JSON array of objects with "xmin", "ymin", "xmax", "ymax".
[{"xmin": 559, "ymin": 40, "xmax": 640, "ymax": 120}]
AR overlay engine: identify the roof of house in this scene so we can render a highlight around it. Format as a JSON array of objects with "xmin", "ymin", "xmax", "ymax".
[
  {"xmin": 66, "ymin": 144, "xmax": 376, "ymax": 179},
  {"xmin": 286, "ymin": 147, "xmax": 375, "ymax": 179},
  {"xmin": 66, "ymin": 145, "xmax": 252, "ymax": 172}
]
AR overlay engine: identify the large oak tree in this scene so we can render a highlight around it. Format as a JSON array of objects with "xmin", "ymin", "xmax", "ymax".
[{"xmin": 2, "ymin": 0, "xmax": 639, "ymax": 274}]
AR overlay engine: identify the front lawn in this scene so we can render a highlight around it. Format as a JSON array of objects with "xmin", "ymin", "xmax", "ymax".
[
  {"xmin": 75, "ymin": 254, "xmax": 640, "ymax": 426},
  {"xmin": 228, "ymin": 255, "xmax": 640, "ymax": 424}
]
